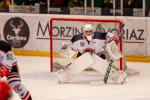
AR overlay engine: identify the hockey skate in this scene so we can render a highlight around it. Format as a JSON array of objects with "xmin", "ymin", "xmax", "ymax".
[
  {"xmin": 56, "ymin": 68, "xmax": 71, "ymax": 83},
  {"xmin": 53, "ymin": 62, "xmax": 64, "ymax": 71},
  {"xmin": 110, "ymin": 70, "xmax": 127, "ymax": 84},
  {"xmin": 89, "ymin": 71, "xmax": 127, "ymax": 85}
]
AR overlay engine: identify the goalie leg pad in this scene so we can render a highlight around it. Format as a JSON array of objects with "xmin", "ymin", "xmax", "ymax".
[
  {"xmin": 56, "ymin": 68, "xmax": 72, "ymax": 83},
  {"xmin": 109, "ymin": 70, "xmax": 127, "ymax": 84},
  {"xmin": 56, "ymin": 52, "xmax": 94, "ymax": 83},
  {"xmin": 91, "ymin": 54, "xmax": 109, "ymax": 74},
  {"xmin": 112, "ymin": 60, "xmax": 120, "ymax": 70},
  {"xmin": 58, "ymin": 46, "xmax": 76, "ymax": 67}
]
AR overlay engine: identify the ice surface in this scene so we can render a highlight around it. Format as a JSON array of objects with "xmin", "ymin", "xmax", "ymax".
[{"xmin": 7, "ymin": 56, "xmax": 150, "ymax": 100}]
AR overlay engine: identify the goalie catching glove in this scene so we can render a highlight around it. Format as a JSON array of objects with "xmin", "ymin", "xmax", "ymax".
[
  {"xmin": 60, "ymin": 42, "xmax": 68, "ymax": 50},
  {"xmin": 59, "ymin": 42, "xmax": 72, "ymax": 58}
]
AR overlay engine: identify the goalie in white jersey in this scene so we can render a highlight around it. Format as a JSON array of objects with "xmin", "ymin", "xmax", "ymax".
[
  {"xmin": 56, "ymin": 24, "xmax": 137, "ymax": 84},
  {"xmin": 0, "ymin": 40, "xmax": 32, "ymax": 100}
]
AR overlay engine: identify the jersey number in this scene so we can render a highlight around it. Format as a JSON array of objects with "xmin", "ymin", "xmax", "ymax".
[{"xmin": 6, "ymin": 54, "xmax": 13, "ymax": 60}]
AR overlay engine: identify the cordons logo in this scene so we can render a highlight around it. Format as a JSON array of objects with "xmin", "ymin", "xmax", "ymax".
[{"xmin": 3, "ymin": 17, "xmax": 30, "ymax": 48}]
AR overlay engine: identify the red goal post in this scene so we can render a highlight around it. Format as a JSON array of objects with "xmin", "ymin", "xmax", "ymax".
[{"xmin": 50, "ymin": 18, "xmax": 123, "ymax": 72}]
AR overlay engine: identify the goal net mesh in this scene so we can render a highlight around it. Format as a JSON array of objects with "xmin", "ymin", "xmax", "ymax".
[{"xmin": 50, "ymin": 18, "xmax": 123, "ymax": 72}]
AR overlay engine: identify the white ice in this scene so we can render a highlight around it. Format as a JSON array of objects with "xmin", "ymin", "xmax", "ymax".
[{"xmin": 6, "ymin": 56, "xmax": 150, "ymax": 100}]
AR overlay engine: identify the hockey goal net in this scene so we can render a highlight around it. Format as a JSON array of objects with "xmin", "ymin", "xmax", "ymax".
[{"xmin": 50, "ymin": 18, "xmax": 123, "ymax": 72}]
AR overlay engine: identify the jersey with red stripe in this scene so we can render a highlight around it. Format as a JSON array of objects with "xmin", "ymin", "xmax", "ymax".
[{"xmin": 0, "ymin": 50, "xmax": 17, "ymax": 76}]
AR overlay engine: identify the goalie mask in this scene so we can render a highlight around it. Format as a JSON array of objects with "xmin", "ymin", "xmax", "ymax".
[{"xmin": 83, "ymin": 24, "xmax": 94, "ymax": 41}]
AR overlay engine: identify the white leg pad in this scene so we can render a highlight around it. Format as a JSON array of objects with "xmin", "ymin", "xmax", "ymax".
[
  {"xmin": 56, "ymin": 52, "xmax": 94, "ymax": 83},
  {"xmin": 110, "ymin": 70, "xmax": 127, "ymax": 84},
  {"xmin": 69, "ymin": 52, "xmax": 95, "ymax": 74},
  {"xmin": 91, "ymin": 54, "xmax": 109, "ymax": 74},
  {"xmin": 90, "ymin": 54, "xmax": 127, "ymax": 84},
  {"xmin": 56, "ymin": 69, "xmax": 72, "ymax": 83}
]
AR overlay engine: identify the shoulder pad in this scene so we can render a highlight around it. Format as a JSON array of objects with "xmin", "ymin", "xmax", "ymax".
[
  {"xmin": 71, "ymin": 33, "xmax": 83, "ymax": 43},
  {"xmin": 93, "ymin": 32, "xmax": 106, "ymax": 40}
]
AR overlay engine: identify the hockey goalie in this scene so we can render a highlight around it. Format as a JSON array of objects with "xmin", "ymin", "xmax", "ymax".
[{"xmin": 56, "ymin": 24, "xmax": 138, "ymax": 84}]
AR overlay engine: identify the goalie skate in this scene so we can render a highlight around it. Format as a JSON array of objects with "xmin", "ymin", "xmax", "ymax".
[
  {"xmin": 56, "ymin": 68, "xmax": 71, "ymax": 83},
  {"xmin": 110, "ymin": 70, "xmax": 127, "ymax": 84}
]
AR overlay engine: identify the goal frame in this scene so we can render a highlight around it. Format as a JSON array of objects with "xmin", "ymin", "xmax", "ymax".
[{"xmin": 50, "ymin": 18, "xmax": 123, "ymax": 72}]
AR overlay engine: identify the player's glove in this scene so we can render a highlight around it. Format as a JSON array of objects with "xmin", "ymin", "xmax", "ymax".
[{"xmin": 59, "ymin": 42, "xmax": 69, "ymax": 58}]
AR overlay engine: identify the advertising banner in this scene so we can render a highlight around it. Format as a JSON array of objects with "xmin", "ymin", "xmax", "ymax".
[{"xmin": 0, "ymin": 13, "xmax": 149, "ymax": 56}]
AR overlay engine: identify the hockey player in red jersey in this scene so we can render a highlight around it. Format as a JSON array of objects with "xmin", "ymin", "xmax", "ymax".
[
  {"xmin": 56, "ymin": 24, "xmax": 128, "ymax": 84},
  {"xmin": 0, "ymin": 40, "xmax": 32, "ymax": 100},
  {"xmin": 0, "ymin": 80, "xmax": 12, "ymax": 100}
]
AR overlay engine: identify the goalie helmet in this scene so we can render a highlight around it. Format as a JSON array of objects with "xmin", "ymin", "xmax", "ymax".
[
  {"xmin": 83, "ymin": 24, "xmax": 94, "ymax": 41},
  {"xmin": 83, "ymin": 24, "xmax": 94, "ymax": 32}
]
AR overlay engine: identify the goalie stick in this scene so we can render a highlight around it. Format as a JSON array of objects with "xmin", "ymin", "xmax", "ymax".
[
  {"xmin": 90, "ymin": 60, "xmax": 114, "ymax": 85},
  {"xmin": 103, "ymin": 60, "xmax": 118, "ymax": 84},
  {"xmin": 101, "ymin": 26, "xmax": 124, "ymax": 84},
  {"xmin": 103, "ymin": 60, "xmax": 113, "ymax": 84}
]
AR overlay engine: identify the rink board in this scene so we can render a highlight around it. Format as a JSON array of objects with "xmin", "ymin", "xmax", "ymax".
[{"xmin": 0, "ymin": 13, "xmax": 149, "ymax": 57}]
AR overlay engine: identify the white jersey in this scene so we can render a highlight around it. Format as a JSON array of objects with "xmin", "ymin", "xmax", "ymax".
[
  {"xmin": 70, "ymin": 32, "xmax": 116, "ymax": 54},
  {"xmin": 0, "ymin": 50, "xmax": 17, "ymax": 71}
]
